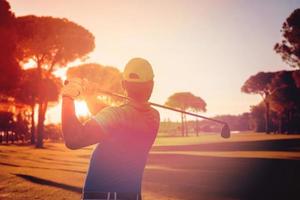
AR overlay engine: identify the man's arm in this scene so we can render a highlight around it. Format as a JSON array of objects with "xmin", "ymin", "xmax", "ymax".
[
  {"xmin": 61, "ymin": 97, "xmax": 106, "ymax": 150},
  {"xmin": 85, "ymin": 95, "xmax": 107, "ymax": 115}
]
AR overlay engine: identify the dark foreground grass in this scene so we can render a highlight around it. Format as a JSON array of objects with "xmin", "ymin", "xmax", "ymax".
[{"xmin": 1, "ymin": 133, "xmax": 300, "ymax": 200}]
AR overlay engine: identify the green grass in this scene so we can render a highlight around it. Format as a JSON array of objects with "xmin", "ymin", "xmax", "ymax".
[{"xmin": 1, "ymin": 132, "xmax": 300, "ymax": 200}]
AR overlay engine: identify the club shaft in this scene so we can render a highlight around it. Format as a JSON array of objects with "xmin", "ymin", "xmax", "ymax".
[
  {"xmin": 97, "ymin": 90, "xmax": 227, "ymax": 125},
  {"xmin": 149, "ymin": 102, "xmax": 226, "ymax": 125}
]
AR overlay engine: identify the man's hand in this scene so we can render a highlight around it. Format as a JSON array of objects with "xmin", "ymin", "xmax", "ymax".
[{"xmin": 61, "ymin": 78, "xmax": 87, "ymax": 99}]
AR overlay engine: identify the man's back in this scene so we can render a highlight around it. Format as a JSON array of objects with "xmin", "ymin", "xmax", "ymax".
[
  {"xmin": 61, "ymin": 57, "xmax": 158, "ymax": 199},
  {"xmin": 83, "ymin": 101, "xmax": 160, "ymax": 193}
]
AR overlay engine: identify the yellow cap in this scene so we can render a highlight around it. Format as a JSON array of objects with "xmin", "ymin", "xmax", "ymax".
[{"xmin": 123, "ymin": 58, "xmax": 154, "ymax": 83}]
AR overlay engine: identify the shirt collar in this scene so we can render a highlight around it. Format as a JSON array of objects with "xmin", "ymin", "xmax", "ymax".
[{"xmin": 127, "ymin": 99, "xmax": 151, "ymax": 111}]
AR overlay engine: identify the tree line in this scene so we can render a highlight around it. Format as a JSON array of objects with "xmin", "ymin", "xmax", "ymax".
[
  {"xmin": 1, "ymin": 0, "xmax": 299, "ymax": 145},
  {"xmin": 0, "ymin": 0, "xmax": 93, "ymax": 147},
  {"xmin": 242, "ymin": 9, "xmax": 300, "ymax": 134},
  {"xmin": 0, "ymin": 0, "xmax": 208, "ymax": 144},
  {"xmin": 242, "ymin": 70, "xmax": 300, "ymax": 134},
  {"xmin": 157, "ymin": 8, "xmax": 300, "ymax": 136},
  {"xmin": 160, "ymin": 9, "xmax": 300, "ymax": 136}
]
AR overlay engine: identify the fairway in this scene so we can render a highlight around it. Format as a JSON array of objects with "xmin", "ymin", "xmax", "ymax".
[
  {"xmin": 1, "ymin": 133, "xmax": 300, "ymax": 200},
  {"xmin": 1, "ymin": 0, "xmax": 300, "ymax": 199}
]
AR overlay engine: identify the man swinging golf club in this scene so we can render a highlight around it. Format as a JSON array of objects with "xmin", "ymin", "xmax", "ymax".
[{"xmin": 61, "ymin": 58, "xmax": 160, "ymax": 200}]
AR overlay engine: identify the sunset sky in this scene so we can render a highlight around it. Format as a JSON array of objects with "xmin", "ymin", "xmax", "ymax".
[{"xmin": 8, "ymin": 0, "xmax": 300, "ymax": 123}]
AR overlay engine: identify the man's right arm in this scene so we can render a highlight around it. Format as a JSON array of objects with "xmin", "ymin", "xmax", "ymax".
[
  {"xmin": 62, "ymin": 97, "xmax": 107, "ymax": 149},
  {"xmin": 85, "ymin": 95, "xmax": 108, "ymax": 115},
  {"xmin": 61, "ymin": 79, "xmax": 111, "ymax": 149}
]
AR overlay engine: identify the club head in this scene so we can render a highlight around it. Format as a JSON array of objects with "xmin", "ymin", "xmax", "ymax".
[{"xmin": 221, "ymin": 124, "xmax": 230, "ymax": 138}]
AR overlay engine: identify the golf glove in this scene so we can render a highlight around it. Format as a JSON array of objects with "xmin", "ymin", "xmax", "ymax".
[{"xmin": 61, "ymin": 78, "xmax": 87, "ymax": 99}]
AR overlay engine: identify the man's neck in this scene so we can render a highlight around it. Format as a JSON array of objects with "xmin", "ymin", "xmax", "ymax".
[{"xmin": 128, "ymin": 99, "xmax": 150, "ymax": 111}]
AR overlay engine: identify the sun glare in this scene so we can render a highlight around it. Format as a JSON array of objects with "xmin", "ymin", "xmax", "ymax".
[
  {"xmin": 22, "ymin": 59, "xmax": 36, "ymax": 69},
  {"xmin": 75, "ymin": 101, "xmax": 90, "ymax": 117}
]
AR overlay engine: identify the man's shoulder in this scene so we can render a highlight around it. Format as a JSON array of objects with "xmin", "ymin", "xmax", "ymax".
[
  {"xmin": 101, "ymin": 104, "xmax": 159, "ymax": 115},
  {"xmin": 93, "ymin": 106, "xmax": 124, "ymax": 122},
  {"xmin": 122, "ymin": 103, "xmax": 159, "ymax": 116},
  {"xmin": 150, "ymin": 106, "xmax": 159, "ymax": 114},
  {"xmin": 96, "ymin": 102, "xmax": 160, "ymax": 121},
  {"xmin": 94, "ymin": 106, "xmax": 119, "ymax": 115},
  {"xmin": 149, "ymin": 106, "xmax": 160, "ymax": 119}
]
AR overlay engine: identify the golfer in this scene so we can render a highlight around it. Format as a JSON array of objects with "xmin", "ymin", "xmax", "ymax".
[{"xmin": 61, "ymin": 58, "xmax": 160, "ymax": 200}]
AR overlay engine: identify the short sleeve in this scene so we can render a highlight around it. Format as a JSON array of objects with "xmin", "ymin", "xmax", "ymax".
[{"xmin": 92, "ymin": 106, "xmax": 122, "ymax": 135}]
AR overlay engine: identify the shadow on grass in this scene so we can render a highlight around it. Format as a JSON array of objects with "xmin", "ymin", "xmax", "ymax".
[
  {"xmin": 4, "ymin": 138, "xmax": 300, "ymax": 200},
  {"xmin": 40, "ymin": 156, "xmax": 88, "ymax": 165},
  {"xmin": 0, "ymin": 162, "xmax": 20, "ymax": 167},
  {"xmin": 0, "ymin": 161, "xmax": 85, "ymax": 174},
  {"xmin": 147, "ymin": 138, "xmax": 300, "ymax": 199},
  {"xmin": 145, "ymin": 153, "xmax": 300, "ymax": 200},
  {"xmin": 13, "ymin": 155, "xmax": 87, "ymax": 169},
  {"xmin": 14, "ymin": 173, "xmax": 82, "ymax": 194}
]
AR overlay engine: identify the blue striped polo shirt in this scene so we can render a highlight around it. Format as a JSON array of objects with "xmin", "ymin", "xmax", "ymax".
[{"xmin": 83, "ymin": 101, "xmax": 160, "ymax": 193}]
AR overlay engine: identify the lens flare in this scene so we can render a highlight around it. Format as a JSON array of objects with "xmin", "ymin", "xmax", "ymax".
[{"xmin": 75, "ymin": 101, "xmax": 90, "ymax": 117}]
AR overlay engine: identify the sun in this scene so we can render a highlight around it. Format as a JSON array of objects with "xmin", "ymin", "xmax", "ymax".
[{"xmin": 75, "ymin": 101, "xmax": 90, "ymax": 117}]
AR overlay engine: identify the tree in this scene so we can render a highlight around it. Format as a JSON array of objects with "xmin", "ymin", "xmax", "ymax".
[
  {"xmin": 0, "ymin": 111, "xmax": 14, "ymax": 143},
  {"xmin": 268, "ymin": 71, "xmax": 300, "ymax": 133},
  {"xmin": 292, "ymin": 70, "xmax": 300, "ymax": 88},
  {"xmin": 275, "ymin": 9, "xmax": 300, "ymax": 68},
  {"xmin": 250, "ymin": 103, "xmax": 268, "ymax": 132},
  {"xmin": 14, "ymin": 69, "xmax": 38, "ymax": 144},
  {"xmin": 15, "ymin": 15, "xmax": 95, "ymax": 147},
  {"xmin": 241, "ymin": 72, "xmax": 277, "ymax": 133},
  {"xmin": 67, "ymin": 63, "xmax": 123, "ymax": 94},
  {"xmin": 245, "ymin": 70, "xmax": 300, "ymax": 134},
  {"xmin": 67, "ymin": 63, "xmax": 124, "ymax": 114},
  {"xmin": 269, "ymin": 87, "xmax": 300, "ymax": 133},
  {"xmin": 14, "ymin": 112, "xmax": 29, "ymax": 143},
  {"xmin": 165, "ymin": 92, "xmax": 206, "ymax": 136},
  {"xmin": 0, "ymin": 0, "xmax": 21, "ymax": 93},
  {"xmin": 13, "ymin": 69, "xmax": 62, "ymax": 144},
  {"xmin": 44, "ymin": 124, "xmax": 62, "ymax": 141}
]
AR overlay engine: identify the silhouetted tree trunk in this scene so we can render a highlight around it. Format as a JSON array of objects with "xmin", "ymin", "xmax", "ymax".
[
  {"xmin": 181, "ymin": 113, "xmax": 185, "ymax": 137},
  {"xmin": 30, "ymin": 104, "xmax": 35, "ymax": 144},
  {"xmin": 11, "ymin": 132, "xmax": 14, "ymax": 144},
  {"xmin": 36, "ymin": 101, "xmax": 48, "ymax": 148},
  {"xmin": 195, "ymin": 119, "xmax": 199, "ymax": 136},
  {"xmin": 6, "ymin": 131, "xmax": 9, "ymax": 143},
  {"xmin": 184, "ymin": 114, "xmax": 188, "ymax": 136},
  {"xmin": 287, "ymin": 111, "xmax": 292, "ymax": 134},
  {"xmin": 264, "ymin": 100, "xmax": 270, "ymax": 134},
  {"xmin": 36, "ymin": 64, "xmax": 45, "ymax": 148},
  {"xmin": 278, "ymin": 114, "xmax": 283, "ymax": 134}
]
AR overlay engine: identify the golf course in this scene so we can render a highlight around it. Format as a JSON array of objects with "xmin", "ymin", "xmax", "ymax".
[
  {"xmin": 1, "ymin": 1, "xmax": 300, "ymax": 199},
  {"xmin": 1, "ymin": 132, "xmax": 300, "ymax": 200}
]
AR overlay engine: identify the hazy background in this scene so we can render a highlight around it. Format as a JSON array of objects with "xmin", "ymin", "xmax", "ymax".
[{"xmin": 8, "ymin": 0, "xmax": 299, "ymax": 122}]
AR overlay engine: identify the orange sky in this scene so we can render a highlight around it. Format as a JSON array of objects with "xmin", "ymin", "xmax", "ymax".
[{"xmin": 8, "ymin": 0, "xmax": 299, "ymax": 123}]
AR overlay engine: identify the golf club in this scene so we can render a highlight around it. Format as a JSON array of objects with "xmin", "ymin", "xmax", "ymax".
[
  {"xmin": 64, "ymin": 80, "xmax": 231, "ymax": 138},
  {"xmin": 94, "ymin": 89, "xmax": 231, "ymax": 139}
]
